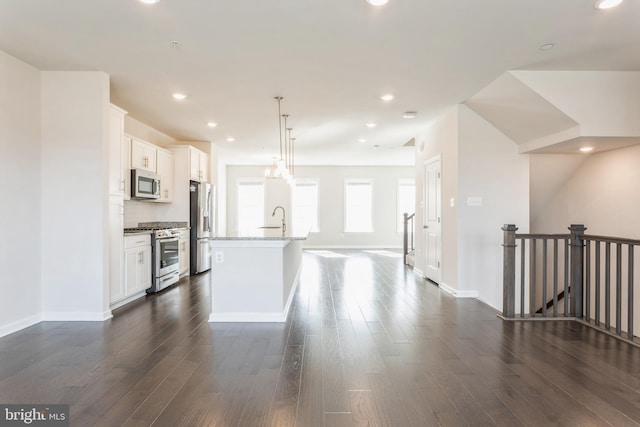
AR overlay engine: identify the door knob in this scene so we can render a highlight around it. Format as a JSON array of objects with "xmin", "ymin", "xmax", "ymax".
[{"xmin": 423, "ymin": 225, "xmax": 429, "ymax": 229}]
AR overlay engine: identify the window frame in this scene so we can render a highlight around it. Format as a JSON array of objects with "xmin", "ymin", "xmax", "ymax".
[
  {"xmin": 292, "ymin": 179, "xmax": 320, "ymax": 233},
  {"xmin": 236, "ymin": 178, "xmax": 265, "ymax": 234},
  {"xmin": 344, "ymin": 178, "xmax": 374, "ymax": 233}
]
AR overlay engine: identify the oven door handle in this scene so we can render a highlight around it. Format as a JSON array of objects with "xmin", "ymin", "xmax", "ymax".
[{"xmin": 157, "ymin": 237, "xmax": 179, "ymax": 243}]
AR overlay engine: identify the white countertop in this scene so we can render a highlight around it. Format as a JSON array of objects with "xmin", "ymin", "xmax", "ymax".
[{"xmin": 210, "ymin": 228, "xmax": 308, "ymax": 241}]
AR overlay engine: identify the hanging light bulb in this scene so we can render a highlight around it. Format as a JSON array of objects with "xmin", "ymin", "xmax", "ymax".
[
  {"xmin": 281, "ymin": 115, "xmax": 291, "ymax": 178},
  {"xmin": 290, "ymin": 137, "xmax": 296, "ymax": 179},
  {"xmin": 286, "ymin": 127, "xmax": 293, "ymax": 174}
]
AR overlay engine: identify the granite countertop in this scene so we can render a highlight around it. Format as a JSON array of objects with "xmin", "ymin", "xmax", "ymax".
[
  {"xmin": 123, "ymin": 230, "xmax": 153, "ymax": 236},
  {"xmin": 210, "ymin": 227, "xmax": 308, "ymax": 241},
  {"xmin": 138, "ymin": 221, "xmax": 189, "ymax": 229}
]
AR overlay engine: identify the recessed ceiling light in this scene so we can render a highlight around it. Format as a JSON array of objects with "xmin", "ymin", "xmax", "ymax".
[
  {"xmin": 580, "ymin": 146, "xmax": 594, "ymax": 153},
  {"xmin": 402, "ymin": 111, "xmax": 417, "ymax": 119},
  {"xmin": 540, "ymin": 43, "xmax": 555, "ymax": 51},
  {"xmin": 366, "ymin": 122, "xmax": 377, "ymax": 128},
  {"xmin": 207, "ymin": 122, "xmax": 217, "ymax": 128},
  {"xmin": 358, "ymin": 138, "xmax": 367, "ymax": 143},
  {"xmin": 226, "ymin": 137, "xmax": 235, "ymax": 142},
  {"xmin": 366, "ymin": 0, "xmax": 389, "ymax": 5},
  {"xmin": 380, "ymin": 94, "xmax": 394, "ymax": 101},
  {"xmin": 139, "ymin": 0, "xmax": 160, "ymax": 4},
  {"xmin": 594, "ymin": 0, "xmax": 623, "ymax": 9},
  {"xmin": 172, "ymin": 93, "xmax": 187, "ymax": 100}
]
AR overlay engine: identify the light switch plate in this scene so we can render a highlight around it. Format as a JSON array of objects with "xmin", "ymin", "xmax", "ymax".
[{"xmin": 466, "ymin": 196, "xmax": 482, "ymax": 207}]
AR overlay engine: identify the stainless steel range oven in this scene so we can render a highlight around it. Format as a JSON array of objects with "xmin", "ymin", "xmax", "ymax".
[{"xmin": 150, "ymin": 229, "xmax": 180, "ymax": 293}]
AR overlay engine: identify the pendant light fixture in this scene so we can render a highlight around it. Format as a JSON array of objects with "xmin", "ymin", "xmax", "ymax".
[{"xmin": 266, "ymin": 96, "xmax": 295, "ymax": 181}]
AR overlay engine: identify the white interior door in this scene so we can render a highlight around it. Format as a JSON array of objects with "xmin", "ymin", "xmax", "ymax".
[{"xmin": 424, "ymin": 157, "xmax": 442, "ymax": 284}]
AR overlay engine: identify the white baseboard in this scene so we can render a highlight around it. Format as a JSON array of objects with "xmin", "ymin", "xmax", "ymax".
[
  {"xmin": 0, "ymin": 314, "xmax": 42, "ymax": 339},
  {"xmin": 439, "ymin": 282, "xmax": 479, "ymax": 299},
  {"xmin": 41, "ymin": 310, "xmax": 113, "ymax": 322},
  {"xmin": 439, "ymin": 282, "xmax": 456, "ymax": 296},
  {"xmin": 413, "ymin": 268, "xmax": 425, "ymax": 278},
  {"xmin": 110, "ymin": 291, "xmax": 146, "ymax": 311},
  {"xmin": 476, "ymin": 296, "xmax": 500, "ymax": 311},
  {"xmin": 455, "ymin": 290, "xmax": 479, "ymax": 298}
]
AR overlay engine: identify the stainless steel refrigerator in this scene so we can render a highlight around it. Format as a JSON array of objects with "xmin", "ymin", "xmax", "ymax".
[{"xmin": 190, "ymin": 181, "xmax": 214, "ymax": 274}]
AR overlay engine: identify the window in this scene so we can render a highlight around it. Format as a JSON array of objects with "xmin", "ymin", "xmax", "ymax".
[
  {"xmin": 397, "ymin": 179, "xmax": 416, "ymax": 232},
  {"xmin": 345, "ymin": 179, "xmax": 373, "ymax": 232},
  {"xmin": 293, "ymin": 180, "xmax": 319, "ymax": 233},
  {"xmin": 237, "ymin": 180, "xmax": 264, "ymax": 233}
]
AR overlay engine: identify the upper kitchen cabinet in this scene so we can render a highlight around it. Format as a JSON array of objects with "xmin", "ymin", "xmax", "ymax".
[
  {"xmin": 155, "ymin": 148, "xmax": 174, "ymax": 203},
  {"xmin": 189, "ymin": 147, "xmax": 209, "ymax": 182},
  {"xmin": 108, "ymin": 105, "xmax": 127, "ymax": 196},
  {"xmin": 131, "ymin": 138, "xmax": 157, "ymax": 173}
]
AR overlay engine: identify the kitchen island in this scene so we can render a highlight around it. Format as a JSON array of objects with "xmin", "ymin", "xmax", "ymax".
[{"xmin": 208, "ymin": 229, "xmax": 307, "ymax": 322}]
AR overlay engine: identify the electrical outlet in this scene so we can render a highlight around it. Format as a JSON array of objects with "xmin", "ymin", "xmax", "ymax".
[{"xmin": 215, "ymin": 251, "xmax": 224, "ymax": 263}]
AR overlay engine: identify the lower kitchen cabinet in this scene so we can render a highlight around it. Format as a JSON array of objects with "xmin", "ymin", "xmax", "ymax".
[
  {"xmin": 111, "ymin": 234, "xmax": 151, "ymax": 309},
  {"xmin": 179, "ymin": 229, "xmax": 190, "ymax": 277}
]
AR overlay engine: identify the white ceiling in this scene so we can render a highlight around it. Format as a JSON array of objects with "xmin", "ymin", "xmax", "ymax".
[{"xmin": 1, "ymin": 0, "xmax": 639, "ymax": 165}]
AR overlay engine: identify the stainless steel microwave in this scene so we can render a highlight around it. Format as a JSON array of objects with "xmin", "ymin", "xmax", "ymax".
[{"xmin": 131, "ymin": 169, "xmax": 160, "ymax": 199}]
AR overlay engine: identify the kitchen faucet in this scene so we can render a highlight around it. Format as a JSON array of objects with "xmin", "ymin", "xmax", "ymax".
[{"xmin": 272, "ymin": 206, "xmax": 286, "ymax": 233}]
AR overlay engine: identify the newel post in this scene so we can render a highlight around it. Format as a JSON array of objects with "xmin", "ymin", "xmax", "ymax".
[
  {"xmin": 569, "ymin": 224, "xmax": 587, "ymax": 318},
  {"xmin": 502, "ymin": 224, "xmax": 518, "ymax": 318},
  {"xmin": 403, "ymin": 213, "xmax": 409, "ymax": 265}
]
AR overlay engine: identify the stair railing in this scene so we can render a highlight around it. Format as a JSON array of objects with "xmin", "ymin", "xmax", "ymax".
[
  {"xmin": 403, "ymin": 212, "xmax": 416, "ymax": 266},
  {"xmin": 502, "ymin": 224, "xmax": 640, "ymax": 343}
]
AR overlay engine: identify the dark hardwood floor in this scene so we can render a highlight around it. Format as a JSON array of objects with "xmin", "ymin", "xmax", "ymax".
[{"xmin": 1, "ymin": 249, "xmax": 640, "ymax": 426}]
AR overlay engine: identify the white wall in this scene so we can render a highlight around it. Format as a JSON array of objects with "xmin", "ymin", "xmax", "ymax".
[
  {"xmin": 413, "ymin": 105, "xmax": 529, "ymax": 310},
  {"xmin": 41, "ymin": 71, "xmax": 111, "ymax": 320},
  {"xmin": 457, "ymin": 105, "xmax": 529, "ymax": 307},
  {"xmin": 531, "ymin": 145, "xmax": 640, "ymax": 237},
  {"xmin": 226, "ymin": 165, "xmax": 414, "ymax": 248},
  {"xmin": 0, "ymin": 51, "xmax": 43, "ymax": 335},
  {"xmin": 414, "ymin": 107, "xmax": 459, "ymax": 291}
]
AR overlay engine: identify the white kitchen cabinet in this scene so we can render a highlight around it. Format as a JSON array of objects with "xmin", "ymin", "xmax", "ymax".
[
  {"xmin": 131, "ymin": 138, "xmax": 157, "ymax": 172},
  {"xmin": 108, "ymin": 106, "xmax": 127, "ymax": 196},
  {"xmin": 189, "ymin": 147, "xmax": 208, "ymax": 182},
  {"xmin": 123, "ymin": 136, "xmax": 132, "ymax": 200},
  {"xmin": 109, "ymin": 196, "xmax": 125, "ymax": 304},
  {"xmin": 113, "ymin": 234, "xmax": 151, "ymax": 309},
  {"xmin": 155, "ymin": 148, "xmax": 174, "ymax": 203},
  {"xmin": 178, "ymin": 229, "xmax": 190, "ymax": 277}
]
